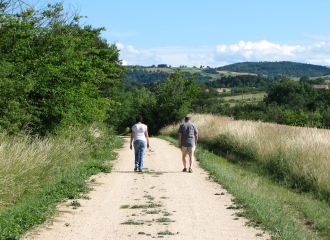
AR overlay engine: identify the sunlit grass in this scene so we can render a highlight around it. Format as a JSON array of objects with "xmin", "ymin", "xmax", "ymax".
[
  {"xmin": 0, "ymin": 123, "xmax": 112, "ymax": 209},
  {"xmin": 160, "ymin": 113, "xmax": 330, "ymax": 201}
]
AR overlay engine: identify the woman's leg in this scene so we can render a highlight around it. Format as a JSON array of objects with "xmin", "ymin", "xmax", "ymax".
[
  {"xmin": 138, "ymin": 141, "xmax": 147, "ymax": 171},
  {"xmin": 133, "ymin": 141, "xmax": 141, "ymax": 168}
]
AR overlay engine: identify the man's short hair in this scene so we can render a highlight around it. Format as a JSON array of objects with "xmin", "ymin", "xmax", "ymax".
[
  {"xmin": 185, "ymin": 116, "xmax": 191, "ymax": 122},
  {"xmin": 136, "ymin": 115, "xmax": 143, "ymax": 123}
]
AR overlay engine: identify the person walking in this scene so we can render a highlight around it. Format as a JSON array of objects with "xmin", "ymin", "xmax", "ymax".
[
  {"xmin": 130, "ymin": 115, "xmax": 150, "ymax": 172},
  {"xmin": 178, "ymin": 116, "xmax": 198, "ymax": 173}
]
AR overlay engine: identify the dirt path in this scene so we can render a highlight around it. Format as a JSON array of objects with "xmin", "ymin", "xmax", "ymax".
[{"xmin": 25, "ymin": 137, "xmax": 269, "ymax": 240}]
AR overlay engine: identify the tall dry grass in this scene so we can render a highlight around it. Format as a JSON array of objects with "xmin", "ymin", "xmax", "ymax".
[
  {"xmin": 0, "ymin": 124, "xmax": 105, "ymax": 208},
  {"xmin": 160, "ymin": 113, "xmax": 330, "ymax": 199}
]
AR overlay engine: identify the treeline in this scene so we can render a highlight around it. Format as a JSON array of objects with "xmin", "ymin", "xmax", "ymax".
[
  {"xmin": 193, "ymin": 76, "xmax": 330, "ymax": 128},
  {"xmin": 0, "ymin": 2, "xmax": 130, "ymax": 135},
  {"xmin": 125, "ymin": 68, "xmax": 169, "ymax": 84},
  {"xmin": 107, "ymin": 69, "xmax": 199, "ymax": 134},
  {"xmin": 0, "ymin": 2, "xmax": 200, "ymax": 136},
  {"xmin": 125, "ymin": 68, "xmax": 214, "ymax": 85},
  {"xmin": 217, "ymin": 61, "xmax": 330, "ymax": 78},
  {"xmin": 204, "ymin": 75, "xmax": 273, "ymax": 88}
]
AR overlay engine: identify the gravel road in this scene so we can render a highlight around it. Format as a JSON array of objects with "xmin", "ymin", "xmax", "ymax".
[{"xmin": 25, "ymin": 137, "xmax": 269, "ymax": 240}]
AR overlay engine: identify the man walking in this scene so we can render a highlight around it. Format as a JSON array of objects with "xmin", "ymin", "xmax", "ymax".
[{"xmin": 178, "ymin": 116, "xmax": 198, "ymax": 173}]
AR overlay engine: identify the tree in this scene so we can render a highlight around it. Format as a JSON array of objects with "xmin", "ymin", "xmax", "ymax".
[
  {"xmin": 265, "ymin": 76, "xmax": 317, "ymax": 110},
  {"xmin": 0, "ymin": 3, "xmax": 128, "ymax": 134},
  {"xmin": 154, "ymin": 69, "xmax": 199, "ymax": 130}
]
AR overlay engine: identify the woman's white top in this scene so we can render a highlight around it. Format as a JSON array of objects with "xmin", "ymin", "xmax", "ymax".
[{"xmin": 132, "ymin": 124, "xmax": 147, "ymax": 142}]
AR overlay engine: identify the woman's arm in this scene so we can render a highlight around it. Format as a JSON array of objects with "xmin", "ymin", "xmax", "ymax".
[
  {"xmin": 145, "ymin": 129, "xmax": 150, "ymax": 149},
  {"xmin": 130, "ymin": 130, "xmax": 135, "ymax": 150}
]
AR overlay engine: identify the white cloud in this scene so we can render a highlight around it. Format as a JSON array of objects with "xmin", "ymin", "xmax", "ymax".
[
  {"xmin": 116, "ymin": 43, "xmax": 161, "ymax": 66},
  {"xmin": 214, "ymin": 40, "xmax": 300, "ymax": 63},
  {"xmin": 114, "ymin": 40, "xmax": 330, "ymax": 67}
]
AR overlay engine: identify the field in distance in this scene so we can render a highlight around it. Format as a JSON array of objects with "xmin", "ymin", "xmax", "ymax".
[
  {"xmin": 222, "ymin": 92, "xmax": 266, "ymax": 102},
  {"xmin": 140, "ymin": 67, "xmax": 330, "ymax": 82}
]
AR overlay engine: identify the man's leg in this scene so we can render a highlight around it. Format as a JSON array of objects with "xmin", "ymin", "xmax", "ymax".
[
  {"xmin": 182, "ymin": 150, "xmax": 187, "ymax": 169},
  {"xmin": 188, "ymin": 149, "xmax": 195, "ymax": 169}
]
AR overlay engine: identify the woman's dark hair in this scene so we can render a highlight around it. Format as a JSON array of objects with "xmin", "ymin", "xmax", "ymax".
[{"xmin": 136, "ymin": 115, "xmax": 143, "ymax": 123}]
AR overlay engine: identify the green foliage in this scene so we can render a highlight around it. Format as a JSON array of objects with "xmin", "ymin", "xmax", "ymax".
[
  {"xmin": 154, "ymin": 69, "xmax": 199, "ymax": 128},
  {"xmin": 265, "ymin": 76, "xmax": 317, "ymax": 110},
  {"xmin": 124, "ymin": 68, "xmax": 168, "ymax": 84},
  {"xmin": 218, "ymin": 61, "xmax": 330, "ymax": 77},
  {"xmin": 205, "ymin": 75, "xmax": 273, "ymax": 88},
  {"xmin": 0, "ymin": 3, "xmax": 127, "ymax": 135},
  {"xmin": 0, "ymin": 126, "xmax": 122, "ymax": 239}
]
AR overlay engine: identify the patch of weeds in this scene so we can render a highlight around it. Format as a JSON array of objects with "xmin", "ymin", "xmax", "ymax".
[
  {"xmin": 130, "ymin": 203, "xmax": 162, "ymax": 209},
  {"xmin": 245, "ymin": 221, "xmax": 261, "ymax": 227},
  {"xmin": 146, "ymin": 209, "xmax": 160, "ymax": 214},
  {"xmin": 236, "ymin": 212, "xmax": 246, "ymax": 217},
  {"xmin": 150, "ymin": 186, "xmax": 155, "ymax": 189},
  {"xmin": 215, "ymin": 192, "xmax": 226, "ymax": 195},
  {"xmin": 90, "ymin": 178, "xmax": 96, "ymax": 182},
  {"xmin": 160, "ymin": 196, "xmax": 169, "ymax": 199},
  {"xmin": 138, "ymin": 232, "xmax": 146, "ymax": 235},
  {"xmin": 70, "ymin": 201, "xmax": 81, "ymax": 209},
  {"xmin": 65, "ymin": 223, "xmax": 70, "ymax": 227},
  {"xmin": 81, "ymin": 195, "xmax": 90, "ymax": 200},
  {"xmin": 256, "ymin": 233, "xmax": 264, "ymax": 237},
  {"xmin": 158, "ymin": 230, "xmax": 175, "ymax": 235},
  {"xmin": 226, "ymin": 205, "xmax": 242, "ymax": 209},
  {"xmin": 234, "ymin": 217, "xmax": 239, "ymax": 220},
  {"xmin": 163, "ymin": 211, "xmax": 172, "ymax": 216},
  {"xmin": 148, "ymin": 203, "xmax": 162, "ymax": 208},
  {"xmin": 156, "ymin": 217, "xmax": 175, "ymax": 223},
  {"xmin": 144, "ymin": 195, "xmax": 155, "ymax": 200},
  {"xmin": 121, "ymin": 219, "xmax": 144, "ymax": 225},
  {"xmin": 120, "ymin": 205, "xmax": 130, "ymax": 209}
]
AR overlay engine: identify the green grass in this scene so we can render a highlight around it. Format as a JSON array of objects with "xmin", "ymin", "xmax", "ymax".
[
  {"xmin": 156, "ymin": 217, "xmax": 175, "ymax": 223},
  {"xmin": 120, "ymin": 205, "xmax": 130, "ymax": 209},
  {"xmin": 158, "ymin": 230, "xmax": 175, "ymax": 235},
  {"xmin": 159, "ymin": 136, "xmax": 330, "ymax": 240},
  {"xmin": 0, "ymin": 130, "xmax": 123, "ymax": 240},
  {"xmin": 130, "ymin": 203, "xmax": 162, "ymax": 209},
  {"xmin": 222, "ymin": 92, "xmax": 266, "ymax": 101},
  {"xmin": 121, "ymin": 219, "xmax": 144, "ymax": 225},
  {"xmin": 146, "ymin": 209, "xmax": 161, "ymax": 214}
]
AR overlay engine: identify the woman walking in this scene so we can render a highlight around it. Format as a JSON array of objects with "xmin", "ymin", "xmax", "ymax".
[{"xmin": 130, "ymin": 116, "xmax": 150, "ymax": 172}]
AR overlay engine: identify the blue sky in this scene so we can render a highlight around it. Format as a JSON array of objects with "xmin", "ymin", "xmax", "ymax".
[{"xmin": 70, "ymin": 0, "xmax": 330, "ymax": 67}]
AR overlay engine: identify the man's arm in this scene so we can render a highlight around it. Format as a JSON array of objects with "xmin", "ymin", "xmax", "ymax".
[
  {"xmin": 178, "ymin": 133, "xmax": 182, "ymax": 149},
  {"xmin": 195, "ymin": 133, "xmax": 198, "ymax": 147}
]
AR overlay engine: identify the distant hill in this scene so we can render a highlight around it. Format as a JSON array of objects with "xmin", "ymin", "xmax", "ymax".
[{"xmin": 217, "ymin": 61, "xmax": 330, "ymax": 78}]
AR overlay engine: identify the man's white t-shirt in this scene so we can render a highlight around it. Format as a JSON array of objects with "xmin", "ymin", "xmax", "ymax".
[{"xmin": 132, "ymin": 124, "xmax": 147, "ymax": 142}]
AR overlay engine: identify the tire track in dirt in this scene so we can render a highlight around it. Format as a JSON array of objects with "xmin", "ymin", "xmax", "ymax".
[{"xmin": 24, "ymin": 137, "xmax": 269, "ymax": 240}]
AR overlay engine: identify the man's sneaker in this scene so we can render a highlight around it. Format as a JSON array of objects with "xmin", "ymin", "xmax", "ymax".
[{"xmin": 182, "ymin": 168, "xmax": 187, "ymax": 172}]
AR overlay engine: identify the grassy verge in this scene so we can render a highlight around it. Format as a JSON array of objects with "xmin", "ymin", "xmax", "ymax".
[
  {"xmin": 159, "ymin": 136, "xmax": 330, "ymax": 240},
  {"xmin": 160, "ymin": 114, "xmax": 330, "ymax": 202},
  {"xmin": 0, "ymin": 124, "xmax": 123, "ymax": 240}
]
